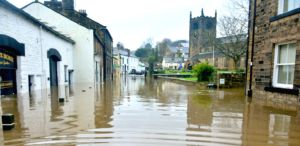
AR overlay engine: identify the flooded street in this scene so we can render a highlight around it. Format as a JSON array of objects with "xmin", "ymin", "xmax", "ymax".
[{"xmin": 1, "ymin": 76, "xmax": 300, "ymax": 146}]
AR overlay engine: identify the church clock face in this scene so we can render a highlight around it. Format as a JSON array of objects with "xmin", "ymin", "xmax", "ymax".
[{"xmin": 193, "ymin": 31, "xmax": 198, "ymax": 39}]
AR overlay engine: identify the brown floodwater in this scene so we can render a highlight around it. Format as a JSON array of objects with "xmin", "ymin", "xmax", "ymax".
[{"xmin": 1, "ymin": 75, "xmax": 300, "ymax": 146}]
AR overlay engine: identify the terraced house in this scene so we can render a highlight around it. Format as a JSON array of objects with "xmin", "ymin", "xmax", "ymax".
[
  {"xmin": 23, "ymin": 0, "xmax": 113, "ymax": 80},
  {"xmin": 246, "ymin": 0, "xmax": 300, "ymax": 104}
]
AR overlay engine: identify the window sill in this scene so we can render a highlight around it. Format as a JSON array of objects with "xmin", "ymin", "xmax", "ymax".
[
  {"xmin": 264, "ymin": 86, "xmax": 299, "ymax": 95},
  {"xmin": 270, "ymin": 8, "xmax": 300, "ymax": 22}
]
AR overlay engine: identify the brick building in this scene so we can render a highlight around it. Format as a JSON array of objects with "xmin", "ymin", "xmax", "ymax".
[
  {"xmin": 246, "ymin": 0, "xmax": 300, "ymax": 104},
  {"xmin": 187, "ymin": 9, "xmax": 246, "ymax": 71}
]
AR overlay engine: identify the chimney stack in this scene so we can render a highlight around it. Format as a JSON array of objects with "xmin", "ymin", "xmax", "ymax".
[
  {"xmin": 79, "ymin": 9, "xmax": 87, "ymax": 17},
  {"xmin": 62, "ymin": 0, "xmax": 74, "ymax": 10}
]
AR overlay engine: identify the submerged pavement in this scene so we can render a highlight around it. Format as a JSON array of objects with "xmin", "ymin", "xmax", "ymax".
[{"xmin": 1, "ymin": 75, "xmax": 300, "ymax": 145}]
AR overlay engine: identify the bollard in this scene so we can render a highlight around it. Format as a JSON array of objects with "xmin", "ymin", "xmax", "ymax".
[
  {"xmin": 59, "ymin": 98, "xmax": 64, "ymax": 103},
  {"xmin": 2, "ymin": 114, "xmax": 15, "ymax": 130}
]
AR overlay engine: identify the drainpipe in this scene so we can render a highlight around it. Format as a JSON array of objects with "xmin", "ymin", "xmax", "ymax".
[
  {"xmin": 248, "ymin": 0, "xmax": 257, "ymax": 97},
  {"xmin": 40, "ymin": 26, "xmax": 45, "ymax": 89}
]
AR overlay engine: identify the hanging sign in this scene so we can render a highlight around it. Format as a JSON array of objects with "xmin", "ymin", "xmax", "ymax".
[{"xmin": 0, "ymin": 50, "xmax": 16, "ymax": 68}]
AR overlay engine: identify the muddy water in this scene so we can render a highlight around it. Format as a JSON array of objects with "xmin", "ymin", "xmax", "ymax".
[{"xmin": 1, "ymin": 76, "xmax": 300, "ymax": 145}]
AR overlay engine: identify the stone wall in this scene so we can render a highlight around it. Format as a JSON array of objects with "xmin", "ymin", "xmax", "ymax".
[
  {"xmin": 246, "ymin": 0, "xmax": 300, "ymax": 104},
  {"xmin": 214, "ymin": 73, "xmax": 246, "ymax": 88}
]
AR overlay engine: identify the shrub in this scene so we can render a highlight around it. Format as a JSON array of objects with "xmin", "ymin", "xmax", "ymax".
[
  {"xmin": 157, "ymin": 69, "xmax": 165, "ymax": 74},
  {"xmin": 193, "ymin": 62, "xmax": 215, "ymax": 82},
  {"xmin": 181, "ymin": 69, "xmax": 186, "ymax": 72},
  {"xmin": 237, "ymin": 68, "xmax": 245, "ymax": 73}
]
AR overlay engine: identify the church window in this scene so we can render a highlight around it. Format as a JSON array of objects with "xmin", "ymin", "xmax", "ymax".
[
  {"xmin": 214, "ymin": 58, "xmax": 218, "ymax": 67},
  {"xmin": 194, "ymin": 22, "xmax": 198, "ymax": 30}
]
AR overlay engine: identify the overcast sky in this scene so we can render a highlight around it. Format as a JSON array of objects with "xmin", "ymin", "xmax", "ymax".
[{"xmin": 8, "ymin": 0, "xmax": 227, "ymax": 50}]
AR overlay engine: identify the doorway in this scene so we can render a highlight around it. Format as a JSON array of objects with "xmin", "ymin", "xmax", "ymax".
[
  {"xmin": 28, "ymin": 75, "xmax": 34, "ymax": 92},
  {"xmin": 49, "ymin": 56, "xmax": 58, "ymax": 87}
]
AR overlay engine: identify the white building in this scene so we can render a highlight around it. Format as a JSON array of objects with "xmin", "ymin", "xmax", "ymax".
[
  {"xmin": 22, "ymin": 0, "xmax": 104, "ymax": 84},
  {"xmin": 0, "ymin": 0, "xmax": 75, "ymax": 96},
  {"xmin": 119, "ymin": 49, "xmax": 139, "ymax": 74}
]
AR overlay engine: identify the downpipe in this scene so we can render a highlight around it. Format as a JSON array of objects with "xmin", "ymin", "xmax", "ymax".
[{"xmin": 248, "ymin": 0, "xmax": 257, "ymax": 97}]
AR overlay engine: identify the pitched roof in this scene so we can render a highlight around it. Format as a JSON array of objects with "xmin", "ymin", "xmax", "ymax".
[
  {"xmin": 190, "ymin": 52, "xmax": 226, "ymax": 59},
  {"xmin": 1, "ymin": 0, "xmax": 75, "ymax": 44},
  {"xmin": 167, "ymin": 45, "xmax": 189, "ymax": 54},
  {"xmin": 163, "ymin": 57, "xmax": 184, "ymax": 63},
  {"xmin": 181, "ymin": 43, "xmax": 189, "ymax": 47},
  {"xmin": 119, "ymin": 49, "xmax": 128, "ymax": 56},
  {"xmin": 113, "ymin": 47, "xmax": 119, "ymax": 55}
]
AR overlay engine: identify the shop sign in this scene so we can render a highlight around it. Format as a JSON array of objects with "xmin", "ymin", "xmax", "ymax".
[
  {"xmin": 0, "ymin": 51, "xmax": 15, "ymax": 68},
  {"xmin": 0, "ymin": 81, "xmax": 13, "ymax": 89}
]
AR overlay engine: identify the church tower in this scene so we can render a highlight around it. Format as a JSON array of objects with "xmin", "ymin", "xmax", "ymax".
[{"xmin": 189, "ymin": 9, "xmax": 217, "ymax": 57}]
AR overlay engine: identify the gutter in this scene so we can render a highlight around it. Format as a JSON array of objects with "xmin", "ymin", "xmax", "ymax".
[
  {"xmin": 248, "ymin": 0, "xmax": 257, "ymax": 97},
  {"xmin": 1, "ymin": 0, "xmax": 75, "ymax": 44}
]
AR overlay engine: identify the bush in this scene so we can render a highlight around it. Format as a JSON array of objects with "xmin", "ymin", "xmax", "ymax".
[
  {"xmin": 237, "ymin": 68, "xmax": 245, "ymax": 73},
  {"xmin": 157, "ymin": 69, "xmax": 165, "ymax": 74},
  {"xmin": 181, "ymin": 69, "xmax": 186, "ymax": 72},
  {"xmin": 193, "ymin": 62, "xmax": 215, "ymax": 82}
]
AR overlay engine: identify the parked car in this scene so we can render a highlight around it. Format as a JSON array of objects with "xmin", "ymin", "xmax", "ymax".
[
  {"xmin": 130, "ymin": 69, "xmax": 136, "ymax": 74},
  {"xmin": 136, "ymin": 69, "xmax": 142, "ymax": 75}
]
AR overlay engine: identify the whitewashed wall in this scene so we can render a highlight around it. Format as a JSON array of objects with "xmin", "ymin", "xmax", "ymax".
[
  {"xmin": 0, "ymin": 4, "xmax": 74, "ymax": 94},
  {"xmin": 23, "ymin": 3, "xmax": 95, "ymax": 83}
]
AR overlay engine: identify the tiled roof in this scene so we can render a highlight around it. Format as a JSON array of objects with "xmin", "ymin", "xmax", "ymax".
[
  {"xmin": 163, "ymin": 57, "xmax": 184, "ymax": 63},
  {"xmin": 167, "ymin": 45, "xmax": 189, "ymax": 54}
]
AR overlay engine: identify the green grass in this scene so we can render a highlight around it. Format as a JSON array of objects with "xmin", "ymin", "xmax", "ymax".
[
  {"xmin": 217, "ymin": 70, "xmax": 236, "ymax": 73},
  {"xmin": 165, "ymin": 71, "xmax": 194, "ymax": 74},
  {"xmin": 178, "ymin": 78, "xmax": 198, "ymax": 81}
]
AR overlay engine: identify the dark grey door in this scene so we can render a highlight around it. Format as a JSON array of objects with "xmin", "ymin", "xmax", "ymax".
[{"xmin": 49, "ymin": 56, "xmax": 58, "ymax": 87}]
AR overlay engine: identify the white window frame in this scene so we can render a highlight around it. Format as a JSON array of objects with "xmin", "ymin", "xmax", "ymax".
[
  {"xmin": 278, "ymin": 0, "xmax": 300, "ymax": 15},
  {"xmin": 273, "ymin": 41, "xmax": 297, "ymax": 89}
]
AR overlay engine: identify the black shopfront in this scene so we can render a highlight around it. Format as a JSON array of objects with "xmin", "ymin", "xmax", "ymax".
[{"xmin": 0, "ymin": 34, "xmax": 25, "ymax": 96}]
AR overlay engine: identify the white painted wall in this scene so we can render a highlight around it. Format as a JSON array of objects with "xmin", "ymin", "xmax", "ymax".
[
  {"xmin": 23, "ymin": 3, "xmax": 95, "ymax": 83},
  {"xmin": 0, "ymin": 4, "xmax": 74, "ymax": 96}
]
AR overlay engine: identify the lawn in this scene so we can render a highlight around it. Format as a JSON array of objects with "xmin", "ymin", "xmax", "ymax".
[
  {"xmin": 165, "ymin": 71, "xmax": 193, "ymax": 74},
  {"xmin": 178, "ymin": 78, "xmax": 198, "ymax": 81},
  {"xmin": 217, "ymin": 70, "xmax": 236, "ymax": 73}
]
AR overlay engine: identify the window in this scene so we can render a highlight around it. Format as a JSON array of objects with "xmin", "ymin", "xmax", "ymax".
[
  {"xmin": 194, "ymin": 22, "xmax": 198, "ymax": 30},
  {"xmin": 273, "ymin": 42, "xmax": 296, "ymax": 89},
  {"xmin": 278, "ymin": 0, "xmax": 300, "ymax": 14},
  {"xmin": 64, "ymin": 65, "xmax": 68, "ymax": 82},
  {"xmin": 214, "ymin": 58, "xmax": 219, "ymax": 67}
]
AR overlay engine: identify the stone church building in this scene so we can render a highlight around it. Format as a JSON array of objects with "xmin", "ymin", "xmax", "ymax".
[{"xmin": 185, "ymin": 9, "xmax": 246, "ymax": 71}]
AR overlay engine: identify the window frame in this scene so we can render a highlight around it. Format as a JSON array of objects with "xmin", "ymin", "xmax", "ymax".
[
  {"xmin": 278, "ymin": 0, "xmax": 300, "ymax": 15},
  {"xmin": 273, "ymin": 41, "xmax": 297, "ymax": 89}
]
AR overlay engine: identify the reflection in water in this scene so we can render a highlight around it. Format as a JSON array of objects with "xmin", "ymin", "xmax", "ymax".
[{"xmin": 0, "ymin": 75, "xmax": 300, "ymax": 145}]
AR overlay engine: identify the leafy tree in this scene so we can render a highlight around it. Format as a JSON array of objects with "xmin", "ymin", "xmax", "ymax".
[
  {"xmin": 155, "ymin": 47, "xmax": 158, "ymax": 61},
  {"xmin": 135, "ymin": 48, "xmax": 151, "ymax": 58},
  {"xmin": 145, "ymin": 43, "xmax": 152, "ymax": 49},
  {"xmin": 193, "ymin": 62, "xmax": 215, "ymax": 82},
  {"xmin": 147, "ymin": 56, "xmax": 155, "ymax": 63},
  {"xmin": 151, "ymin": 48, "xmax": 154, "ymax": 56},
  {"xmin": 177, "ymin": 50, "xmax": 181, "ymax": 57},
  {"xmin": 162, "ymin": 38, "xmax": 172, "ymax": 45}
]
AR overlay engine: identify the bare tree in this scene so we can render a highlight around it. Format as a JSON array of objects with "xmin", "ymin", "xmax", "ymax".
[
  {"xmin": 146, "ymin": 37, "xmax": 154, "ymax": 48},
  {"xmin": 162, "ymin": 38, "xmax": 172, "ymax": 45},
  {"xmin": 207, "ymin": 0, "xmax": 248, "ymax": 70},
  {"xmin": 117, "ymin": 42, "xmax": 124, "ymax": 49}
]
